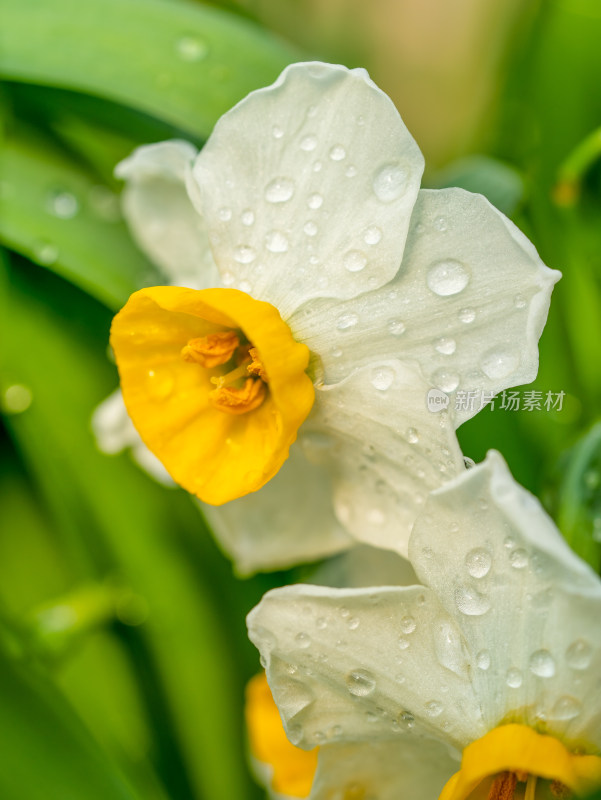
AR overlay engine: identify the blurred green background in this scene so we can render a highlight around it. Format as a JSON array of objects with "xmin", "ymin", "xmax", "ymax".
[{"xmin": 1, "ymin": 0, "xmax": 601, "ymax": 797}]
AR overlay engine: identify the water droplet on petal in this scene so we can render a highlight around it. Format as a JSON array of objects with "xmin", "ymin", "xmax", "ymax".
[
  {"xmin": 435, "ymin": 337, "xmax": 456, "ymax": 355},
  {"xmin": 566, "ymin": 639, "xmax": 592, "ymax": 670},
  {"xmin": 510, "ymin": 548, "xmax": 528, "ymax": 569},
  {"xmin": 454, "ymin": 586, "xmax": 491, "ymax": 616},
  {"xmin": 364, "ymin": 226, "xmax": 382, "ymax": 245},
  {"xmin": 427, "ymin": 260, "xmax": 470, "ymax": 296},
  {"xmin": 295, "ymin": 632, "xmax": 311, "ymax": 649},
  {"xmin": 343, "ymin": 250, "xmax": 367, "ymax": 273},
  {"xmin": 476, "ymin": 650, "xmax": 491, "ymax": 670},
  {"xmin": 400, "ymin": 616, "xmax": 416, "ymax": 634},
  {"xmin": 388, "ymin": 320, "xmax": 406, "ymax": 336},
  {"xmin": 514, "ymin": 294, "xmax": 527, "ymax": 309},
  {"xmin": 221, "ymin": 270, "xmax": 235, "ymax": 287},
  {"xmin": 308, "ymin": 193, "xmax": 323, "ymax": 209},
  {"xmin": 300, "ymin": 135, "xmax": 317, "ymax": 151},
  {"xmin": 551, "ymin": 696, "xmax": 582, "ymax": 720},
  {"xmin": 265, "ymin": 230, "xmax": 289, "ymax": 253},
  {"xmin": 176, "ymin": 35, "xmax": 208, "ymax": 62},
  {"xmin": 218, "ymin": 207, "xmax": 232, "ymax": 221},
  {"xmin": 233, "ymin": 245, "xmax": 256, "ymax": 264},
  {"xmin": 458, "ymin": 308, "xmax": 476, "ymax": 324},
  {"xmin": 329, "ymin": 145, "xmax": 346, "ymax": 161},
  {"xmin": 434, "ymin": 216, "xmax": 447, "ymax": 232},
  {"xmin": 481, "ymin": 349, "xmax": 519, "ymax": 380},
  {"xmin": 336, "ymin": 313, "xmax": 359, "ymax": 331},
  {"xmin": 370, "ymin": 367, "xmax": 395, "ymax": 391},
  {"xmin": 435, "ymin": 619, "xmax": 467, "ymax": 676},
  {"xmin": 241, "ymin": 209, "xmax": 255, "ymax": 226},
  {"xmin": 346, "ymin": 669, "xmax": 376, "ymax": 697},
  {"xmin": 432, "ymin": 368, "xmax": 460, "ymax": 393},
  {"xmin": 347, "ymin": 617, "xmax": 360, "ymax": 630},
  {"xmin": 265, "ymin": 177, "xmax": 295, "ymax": 203},
  {"xmin": 425, "ymin": 700, "xmax": 443, "ymax": 717},
  {"xmin": 406, "ymin": 427, "xmax": 419, "ymax": 444},
  {"xmin": 373, "ymin": 163, "xmax": 408, "ymax": 202},
  {"xmin": 303, "ymin": 221, "xmax": 317, "ymax": 237},
  {"xmin": 506, "ymin": 668, "xmax": 522, "ymax": 688},
  {"xmin": 465, "ymin": 548, "xmax": 492, "ymax": 578},
  {"xmin": 272, "ymin": 125, "xmax": 284, "ymax": 139},
  {"xmin": 345, "ymin": 165, "xmax": 357, "ymax": 177},
  {"xmin": 529, "ymin": 649, "xmax": 556, "ymax": 678}
]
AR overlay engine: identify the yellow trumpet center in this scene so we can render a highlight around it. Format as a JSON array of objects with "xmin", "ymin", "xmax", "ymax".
[
  {"xmin": 110, "ymin": 286, "xmax": 314, "ymax": 504},
  {"xmin": 246, "ymin": 672, "xmax": 318, "ymax": 798},
  {"xmin": 440, "ymin": 725, "xmax": 601, "ymax": 800}
]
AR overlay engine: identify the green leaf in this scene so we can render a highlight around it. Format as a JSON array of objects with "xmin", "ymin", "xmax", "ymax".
[
  {"xmin": 556, "ymin": 422, "xmax": 601, "ymax": 571},
  {"xmin": 1, "ymin": 0, "xmax": 300, "ymax": 139},
  {"xmin": 1, "ymin": 132, "xmax": 158, "ymax": 309},
  {"xmin": 0, "ymin": 624, "xmax": 141, "ymax": 800}
]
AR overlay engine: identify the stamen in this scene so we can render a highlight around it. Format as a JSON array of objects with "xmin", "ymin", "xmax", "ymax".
[
  {"xmin": 209, "ymin": 377, "xmax": 267, "ymax": 415},
  {"xmin": 181, "ymin": 331, "xmax": 239, "ymax": 368},
  {"xmin": 246, "ymin": 347, "xmax": 269, "ymax": 381},
  {"xmin": 550, "ymin": 781, "xmax": 572, "ymax": 799},
  {"xmin": 524, "ymin": 775, "xmax": 538, "ymax": 800},
  {"xmin": 488, "ymin": 772, "xmax": 517, "ymax": 800},
  {"xmin": 210, "ymin": 362, "xmax": 251, "ymax": 389}
]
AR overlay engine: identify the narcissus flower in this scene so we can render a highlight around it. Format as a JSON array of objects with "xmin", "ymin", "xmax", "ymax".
[
  {"xmin": 248, "ymin": 452, "xmax": 601, "ymax": 799},
  {"xmin": 107, "ymin": 61, "xmax": 559, "ymax": 571}
]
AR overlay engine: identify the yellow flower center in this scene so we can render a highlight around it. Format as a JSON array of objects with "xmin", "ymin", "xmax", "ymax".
[
  {"xmin": 246, "ymin": 672, "xmax": 318, "ymax": 798},
  {"xmin": 110, "ymin": 286, "xmax": 314, "ymax": 504},
  {"xmin": 440, "ymin": 725, "xmax": 601, "ymax": 800}
]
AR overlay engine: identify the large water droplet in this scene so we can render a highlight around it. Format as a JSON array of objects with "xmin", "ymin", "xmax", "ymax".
[
  {"xmin": 454, "ymin": 586, "xmax": 491, "ymax": 616},
  {"xmin": 370, "ymin": 366, "xmax": 395, "ymax": 391},
  {"xmin": 427, "ymin": 260, "xmax": 470, "ymax": 296},
  {"xmin": 47, "ymin": 189, "xmax": 79, "ymax": 219},
  {"xmin": 233, "ymin": 245, "xmax": 256, "ymax": 264},
  {"xmin": 364, "ymin": 226, "xmax": 382, "ymax": 245},
  {"xmin": 373, "ymin": 163, "xmax": 408, "ymax": 202},
  {"xmin": 308, "ymin": 193, "xmax": 323, "ymax": 209},
  {"xmin": 529, "ymin": 649, "xmax": 556, "ymax": 678},
  {"xmin": 434, "ymin": 337, "xmax": 456, "ymax": 355},
  {"xmin": 435, "ymin": 619, "xmax": 467, "ymax": 676},
  {"xmin": 506, "ymin": 668, "xmax": 522, "ymax": 688},
  {"xmin": 265, "ymin": 230, "xmax": 289, "ymax": 253},
  {"xmin": 336, "ymin": 313, "xmax": 359, "ymax": 331},
  {"xmin": 481, "ymin": 349, "xmax": 519, "ymax": 380},
  {"xmin": 176, "ymin": 35, "xmax": 208, "ymax": 61},
  {"xmin": 432, "ymin": 368, "xmax": 460, "ymax": 393},
  {"xmin": 329, "ymin": 144, "xmax": 346, "ymax": 161},
  {"xmin": 465, "ymin": 548, "xmax": 492, "ymax": 578},
  {"xmin": 295, "ymin": 632, "xmax": 311, "ymax": 649},
  {"xmin": 551, "ymin": 696, "xmax": 582, "ymax": 721},
  {"xmin": 265, "ymin": 177, "xmax": 295, "ymax": 203},
  {"xmin": 346, "ymin": 669, "xmax": 376, "ymax": 697},
  {"xmin": 343, "ymin": 250, "xmax": 367, "ymax": 273},
  {"xmin": 565, "ymin": 639, "xmax": 592, "ymax": 670}
]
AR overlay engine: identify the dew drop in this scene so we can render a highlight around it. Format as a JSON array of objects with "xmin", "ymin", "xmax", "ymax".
[
  {"xmin": 221, "ymin": 270, "xmax": 235, "ymax": 287},
  {"xmin": 47, "ymin": 189, "xmax": 79, "ymax": 219},
  {"xmin": 343, "ymin": 250, "xmax": 368, "ymax": 273},
  {"xmin": 551, "ymin": 696, "xmax": 582, "ymax": 720},
  {"xmin": 295, "ymin": 632, "xmax": 311, "ymax": 649},
  {"xmin": 233, "ymin": 245, "xmax": 256, "ymax": 264},
  {"xmin": 434, "ymin": 337, "xmax": 456, "ymax": 355},
  {"xmin": 432, "ymin": 368, "xmax": 460, "ymax": 393},
  {"xmin": 459, "ymin": 308, "xmax": 476, "ymax": 324},
  {"xmin": 435, "ymin": 619, "xmax": 467, "ymax": 676},
  {"xmin": 241, "ymin": 209, "xmax": 255, "ymax": 226},
  {"xmin": 265, "ymin": 230, "xmax": 289, "ymax": 253},
  {"xmin": 329, "ymin": 144, "xmax": 346, "ymax": 161},
  {"xmin": 434, "ymin": 216, "xmax": 447, "ymax": 232},
  {"xmin": 454, "ymin": 586, "xmax": 491, "ymax": 616},
  {"xmin": 218, "ymin": 207, "xmax": 232, "ymax": 222},
  {"xmin": 2, "ymin": 384, "xmax": 33, "ymax": 414},
  {"xmin": 265, "ymin": 177, "xmax": 295, "ymax": 203},
  {"xmin": 373, "ymin": 163, "xmax": 408, "ymax": 202},
  {"xmin": 514, "ymin": 294, "xmax": 527, "ymax": 309},
  {"xmin": 398, "ymin": 636, "xmax": 410, "ymax": 650},
  {"xmin": 345, "ymin": 165, "xmax": 357, "ymax": 177},
  {"xmin": 476, "ymin": 650, "xmax": 491, "ymax": 670},
  {"xmin": 308, "ymin": 193, "xmax": 323, "ymax": 209},
  {"xmin": 176, "ymin": 35, "xmax": 208, "ymax": 62},
  {"xmin": 510, "ymin": 548, "xmax": 528, "ymax": 569},
  {"xmin": 388, "ymin": 320, "xmax": 406, "ymax": 336},
  {"xmin": 425, "ymin": 700, "xmax": 443, "ymax": 717},
  {"xmin": 347, "ymin": 617, "xmax": 360, "ymax": 630},
  {"xmin": 481, "ymin": 349, "xmax": 519, "ymax": 380},
  {"xmin": 400, "ymin": 616, "xmax": 416, "ymax": 634},
  {"xmin": 272, "ymin": 125, "xmax": 284, "ymax": 139},
  {"xmin": 529, "ymin": 649, "xmax": 556, "ymax": 678},
  {"xmin": 304, "ymin": 221, "xmax": 317, "ymax": 237},
  {"xmin": 506, "ymin": 668, "xmax": 523, "ymax": 688},
  {"xmin": 346, "ymin": 669, "xmax": 376, "ymax": 697},
  {"xmin": 465, "ymin": 548, "xmax": 492, "ymax": 579},
  {"xmin": 427, "ymin": 259, "xmax": 470, "ymax": 296},
  {"xmin": 565, "ymin": 639, "xmax": 592, "ymax": 670},
  {"xmin": 313, "ymin": 161, "xmax": 322, "ymax": 172},
  {"xmin": 336, "ymin": 313, "xmax": 359, "ymax": 331},
  {"xmin": 364, "ymin": 226, "xmax": 382, "ymax": 245},
  {"xmin": 300, "ymin": 135, "xmax": 317, "ymax": 152},
  {"xmin": 406, "ymin": 427, "xmax": 419, "ymax": 444},
  {"xmin": 370, "ymin": 366, "xmax": 395, "ymax": 391}
]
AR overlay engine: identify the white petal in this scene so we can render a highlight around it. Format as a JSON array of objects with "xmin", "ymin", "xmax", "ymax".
[
  {"xmin": 311, "ymin": 738, "xmax": 458, "ymax": 800},
  {"xmin": 306, "ymin": 360, "xmax": 464, "ymax": 556},
  {"xmin": 202, "ymin": 444, "xmax": 353, "ymax": 575},
  {"xmin": 290, "ymin": 189, "xmax": 560, "ymax": 424},
  {"xmin": 409, "ymin": 451, "xmax": 601, "ymax": 747},
  {"xmin": 191, "ymin": 62, "xmax": 424, "ymax": 317},
  {"xmin": 247, "ymin": 584, "xmax": 484, "ymax": 751},
  {"xmin": 116, "ymin": 140, "xmax": 220, "ymax": 288}
]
